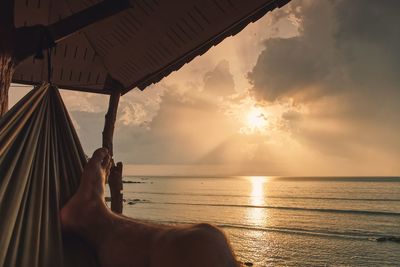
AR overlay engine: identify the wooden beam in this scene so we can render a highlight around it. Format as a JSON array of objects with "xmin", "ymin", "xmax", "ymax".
[
  {"xmin": 0, "ymin": 0, "xmax": 16, "ymax": 116},
  {"xmin": 102, "ymin": 89, "xmax": 123, "ymax": 213},
  {"xmin": 48, "ymin": 0, "xmax": 131, "ymax": 43},
  {"xmin": 14, "ymin": 0, "xmax": 131, "ymax": 62}
]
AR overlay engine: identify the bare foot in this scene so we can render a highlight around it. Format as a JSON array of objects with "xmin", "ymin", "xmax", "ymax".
[{"xmin": 60, "ymin": 148, "xmax": 112, "ymax": 233}]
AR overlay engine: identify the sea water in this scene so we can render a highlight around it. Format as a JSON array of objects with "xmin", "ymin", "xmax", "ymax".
[{"xmin": 121, "ymin": 176, "xmax": 400, "ymax": 266}]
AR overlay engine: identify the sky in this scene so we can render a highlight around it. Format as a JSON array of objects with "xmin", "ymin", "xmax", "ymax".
[{"xmin": 9, "ymin": 0, "xmax": 400, "ymax": 176}]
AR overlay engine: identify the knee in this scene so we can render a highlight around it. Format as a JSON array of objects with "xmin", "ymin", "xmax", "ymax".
[
  {"xmin": 153, "ymin": 224, "xmax": 239, "ymax": 267},
  {"xmin": 191, "ymin": 223, "xmax": 227, "ymax": 243},
  {"xmin": 179, "ymin": 224, "xmax": 237, "ymax": 266}
]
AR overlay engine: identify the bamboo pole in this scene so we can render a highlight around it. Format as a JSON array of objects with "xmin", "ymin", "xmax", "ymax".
[{"xmin": 102, "ymin": 89, "xmax": 123, "ymax": 213}]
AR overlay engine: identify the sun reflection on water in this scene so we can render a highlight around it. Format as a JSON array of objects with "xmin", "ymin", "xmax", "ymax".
[
  {"xmin": 250, "ymin": 176, "xmax": 267, "ymax": 206},
  {"xmin": 245, "ymin": 176, "xmax": 269, "ymax": 232}
]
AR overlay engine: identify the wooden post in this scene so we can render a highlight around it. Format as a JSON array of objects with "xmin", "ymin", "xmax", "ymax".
[
  {"xmin": 0, "ymin": 52, "xmax": 14, "ymax": 116},
  {"xmin": 102, "ymin": 89, "xmax": 123, "ymax": 213},
  {"xmin": 0, "ymin": 0, "xmax": 15, "ymax": 117},
  {"xmin": 109, "ymin": 162, "xmax": 123, "ymax": 213}
]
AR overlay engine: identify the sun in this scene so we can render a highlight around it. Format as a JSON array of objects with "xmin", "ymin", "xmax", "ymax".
[{"xmin": 246, "ymin": 108, "xmax": 267, "ymax": 132}]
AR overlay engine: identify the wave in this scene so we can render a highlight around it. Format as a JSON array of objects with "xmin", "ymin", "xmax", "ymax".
[
  {"xmin": 133, "ymin": 200, "xmax": 400, "ymax": 217},
  {"xmin": 142, "ymin": 218, "xmax": 400, "ymax": 244},
  {"xmin": 126, "ymin": 191, "xmax": 400, "ymax": 202},
  {"xmin": 221, "ymin": 224, "xmax": 400, "ymax": 244}
]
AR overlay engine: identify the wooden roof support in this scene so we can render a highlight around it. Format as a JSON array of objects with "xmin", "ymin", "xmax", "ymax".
[
  {"xmin": 12, "ymin": 0, "xmax": 292, "ymax": 94},
  {"xmin": 102, "ymin": 89, "xmax": 123, "ymax": 213},
  {"xmin": 0, "ymin": 0, "xmax": 16, "ymax": 116},
  {"xmin": 14, "ymin": 0, "xmax": 132, "ymax": 62},
  {"xmin": 1, "ymin": 0, "xmax": 131, "ymax": 115},
  {"xmin": 48, "ymin": 0, "xmax": 131, "ymax": 44},
  {"xmin": 0, "ymin": 53, "xmax": 14, "ymax": 116},
  {"xmin": 102, "ymin": 89, "xmax": 120, "ymax": 155}
]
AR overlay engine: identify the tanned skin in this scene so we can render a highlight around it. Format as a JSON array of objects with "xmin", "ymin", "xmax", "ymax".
[{"xmin": 60, "ymin": 148, "xmax": 240, "ymax": 267}]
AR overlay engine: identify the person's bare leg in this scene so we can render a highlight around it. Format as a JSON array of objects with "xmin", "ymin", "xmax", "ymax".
[
  {"xmin": 61, "ymin": 148, "xmax": 240, "ymax": 267},
  {"xmin": 61, "ymin": 148, "xmax": 162, "ymax": 266}
]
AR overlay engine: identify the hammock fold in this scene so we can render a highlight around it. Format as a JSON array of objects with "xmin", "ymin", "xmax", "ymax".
[{"xmin": 0, "ymin": 83, "xmax": 98, "ymax": 267}]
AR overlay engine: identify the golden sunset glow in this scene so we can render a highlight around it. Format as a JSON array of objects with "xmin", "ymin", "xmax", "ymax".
[
  {"xmin": 246, "ymin": 176, "xmax": 268, "ymax": 232},
  {"xmin": 249, "ymin": 176, "xmax": 267, "ymax": 206},
  {"xmin": 8, "ymin": 0, "xmax": 397, "ymax": 178},
  {"xmin": 4, "ymin": 0, "xmax": 400, "ymax": 266},
  {"xmin": 245, "ymin": 108, "xmax": 267, "ymax": 133}
]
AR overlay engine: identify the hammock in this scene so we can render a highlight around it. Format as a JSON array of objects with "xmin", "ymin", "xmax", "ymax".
[{"xmin": 0, "ymin": 83, "xmax": 98, "ymax": 267}]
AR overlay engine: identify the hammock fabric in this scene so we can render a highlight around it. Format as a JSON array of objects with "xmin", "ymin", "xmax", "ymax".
[{"xmin": 0, "ymin": 83, "xmax": 98, "ymax": 267}]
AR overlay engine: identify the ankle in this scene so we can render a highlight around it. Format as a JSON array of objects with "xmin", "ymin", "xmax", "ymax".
[{"xmin": 61, "ymin": 193, "xmax": 107, "ymax": 232}]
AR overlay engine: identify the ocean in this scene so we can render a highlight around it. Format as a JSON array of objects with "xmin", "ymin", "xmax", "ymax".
[{"xmin": 120, "ymin": 176, "xmax": 400, "ymax": 266}]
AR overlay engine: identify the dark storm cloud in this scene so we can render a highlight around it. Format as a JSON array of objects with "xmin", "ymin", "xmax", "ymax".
[
  {"xmin": 248, "ymin": 0, "xmax": 400, "ymax": 157},
  {"xmin": 248, "ymin": 0, "xmax": 400, "ymax": 154},
  {"xmin": 249, "ymin": 0, "xmax": 400, "ymax": 102}
]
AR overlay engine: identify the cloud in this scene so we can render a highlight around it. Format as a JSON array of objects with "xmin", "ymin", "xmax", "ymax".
[
  {"xmin": 68, "ymin": 60, "xmax": 242, "ymax": 165},
  {"xmin": 13, "ymin": 0, "xmax": 395, "ymax": 175},
  {"xmin": 203, "ymin": 60, "xmax": 236, "ymax": 97},
  {"xmin": 117, "ymin": 85, "xmax": 165, "ymax": 128},
  {"xmin": 248, "ymin": 0, "xmax": 400, "ymax": 160},
  {"xmin": 250, "ymin": 0, "xmax": 400, "ymax": 100},
  {"xmin": 60, "ymin": 91, "xmax": 108, "ymax": 113}
]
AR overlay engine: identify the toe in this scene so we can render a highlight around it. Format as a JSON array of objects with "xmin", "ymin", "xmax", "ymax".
[
  {"xmin": 102, "ymin": 153, "xmax": 111, "ymax": 169},
  {"xmin": 104, "ymin": 159, "xmax": 112, "ymax": 182},
  {"xmin": 91, "ymin": 148, "xmax": 109, "ymax": 164}
]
